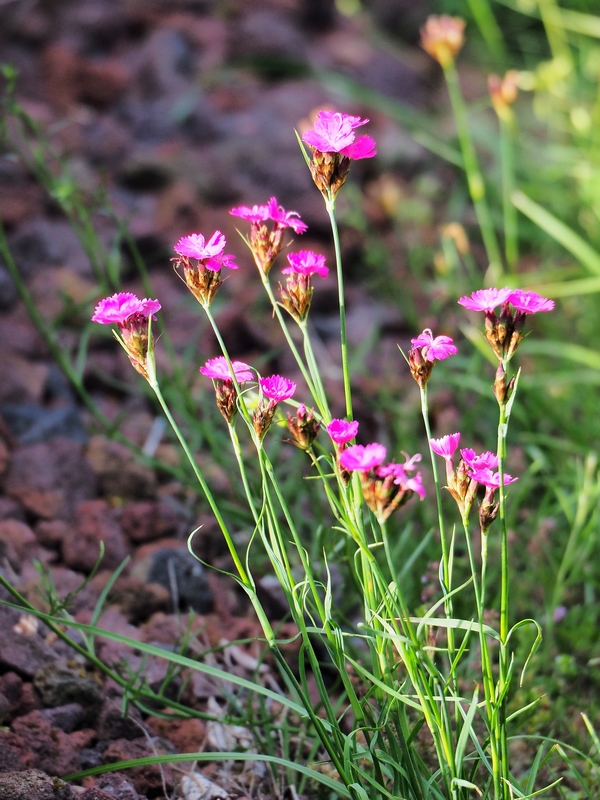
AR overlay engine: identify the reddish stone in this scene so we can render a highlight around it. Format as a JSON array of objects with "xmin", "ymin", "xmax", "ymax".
[
  {"xmin": 0, "ymin": 731, "xmax": 35, "ymax": 773},
  {"xmin": 0, "ymin": 607, "xmax": 58, "ymax": 679},
  {"xmin": 0, "ymin": 519, "xmax": 37, "ymax": 568},
  {"xmin": 11, "ymin": 711, "xmax": 81, "ymax": 776},
  {"xmin": 102, "ymin": 738, "xmax": 173, "ymax": 796},
  {"xmin": 91, "ymin": 572, "xmax": 170, "ymax": 623},
  {"xmin": 62, "ymin": 500, "xmax": 129, "ymax": 573},
  {"xmin": 119, "ymin": 500, "xmax": 181, "ymax": 544},
  {"xmin": 86, "ymin": 437, "xmax": 157, "ymax": 501},
  {"xmin": 0, "ymin": 768, "xmax": 75, "ymax": 799},
  {"xmin": 145, "ymin": 716, "xmax": 206, "ymax": 753},
  {"xmin": 34, "ymin": 519, "xmax": 70, "ymax": 548}
]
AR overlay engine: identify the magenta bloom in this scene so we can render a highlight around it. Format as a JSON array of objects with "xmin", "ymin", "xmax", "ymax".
[
  {"xmin": 339, "ymin": 443, "xmax": 387, "ymax": 472},
  {"xmin": 469, "ymin": 468, "xmax": 518, "ymax": 489},
  {"xmin": 507, "ymin": 289, "xmax": 554, "ymax": 314},
  {"xmin": 230, "ymin": 196, "xmax": 308, "ymax": 234},
  {"xmin": 200, "ymin": 356, "xmax": 254, "ymax": 383},
  {"xmin": 411, "ymin": 329, "xmax": 458, "ymax": 362},
  {"xmin": 461, "ymin": 448, "xmax": 498, "ymax": 471},
  {"xmin": 430, "ymin": 433, "xmax": 461, "ymax": 459},
  {"xmin": 327, "ymin": 419, "xmax": 359, "ymax": 445},
  {"xmin": 458, "ymin": 287, "xmax": 513, "ymax": 312},
  {"xmin": 174, "ymin": 231, "xmax": 237, "ymax": 271},
  {"xmin": 92, "ymin": 292, "xmax": 161, "ymax": 325},
  {"xmin": 259, "ymin": 375, "xmax": 297, "ymax": 403},
  {"xmin": 283, "ymin": 251, "xmax": 329, "ymax": 278},
  {"xmin": 302, "ymin": 111, "xmax": 377, "ymax": 160}
]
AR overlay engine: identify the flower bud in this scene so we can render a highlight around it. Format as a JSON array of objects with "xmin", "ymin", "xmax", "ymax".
[{"xmin": 421, "ymin": 15, "xmax": 465, "ymax": 68}]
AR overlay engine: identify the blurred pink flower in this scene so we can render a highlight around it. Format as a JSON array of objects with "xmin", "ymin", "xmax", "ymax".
[
  {"xmin": 411, "ymin": 328, "xmax": 458, "ymax": 362},
  {"xmin": 92, "ymin": 292, "xmax": 161, "ymax": 325},
  {"xmin": 259, "ymin": 375, "xmax": 297, "ymax": 402},
  {"xmin": 507, "ymin": 289, "xmax": 554, "ymax": 314},
  {"xmin": 174, "ymin": 231, "xmax": 237, "ymax": 271},
  {"xmin": 430, "ymin": 433, "xmax": 461, "ymax": 459},
  {"xmin": 339, "ymin": 443, "xmax": 387, "ymax": 472},
  {"xmin": 302, "ymin": 110, "xmax": 376, "ymax": 160},
  {"xmin": 283, "ymin": 250, "xmax": 329, "ymax": 277},
  {"xmin": 469, "ymin": 468, "xmax": 518, "ymax": 488},
  {"xmin": 458, "ymin": 287, "xmax": 512, "ymax": 312},
  {"xmin": 326, "ymin": 419, "xmax": 359, "ymax": 445},
  {"xmin": 230, "ymin": 196, "xmax": 308, "ymax": 234},
  {"xmin": 200, "ymin": 356, "xmax": 254, "ymax": 383}
]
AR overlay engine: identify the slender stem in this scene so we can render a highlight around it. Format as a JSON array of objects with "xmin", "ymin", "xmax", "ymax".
[
  {"xmin": 443, "ymin": 61, "xmax": 503, "ymax": 278},
  {"xmin": 299, "ymin": 320, "xmax": 330, "ymax": 422},
  {"xmin": 325, "ymin": 196, "xmax": 353, "ymax": 420},
  {"xmin": 500, "ymin": 115, "xmax": 518, "ymax": 271}
]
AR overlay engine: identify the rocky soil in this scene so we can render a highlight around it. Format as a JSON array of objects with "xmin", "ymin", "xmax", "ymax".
[{"xmin": 0, "ymin": 0, "xmax": 446, "ymax": 797}]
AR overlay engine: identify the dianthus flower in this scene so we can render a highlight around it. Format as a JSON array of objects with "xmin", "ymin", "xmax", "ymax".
[
  {"xmin": 253, "ymin": 375, "xmax": 297, "ymax": 440},
  {"xmin": 468, "ymin": 469, "xmax": 517, "ymax": 489},
  {"xmin": 279, "ymin": 251, "xmax": 328, "ymax": 323},
  {"xmin": 327, "ymin": 419, "xmax": 359, "ymax": 446},
  {"xmin": 341, "ymin": 447, "xmax": 425, "ymax": 522},
  {"xmin": 199, "ymin": 356, "xmax": 254, "ymax": 383},
  {"xmin": 173, "ymin": 231, "xmax": 237, "ymax": 307},
  {"xmin": 430, "ymin": 433, "xmax": 461, "ymax": 460},
  {"xmin": 200, "ymin": 356, "xmax": 254, "ymax": 424},
  {"xmin": 286, "ymin": 404, "xmax": 320, "ymax": 450},
  {"xmin": 339, "ymin": 443, "xmax": 387, "ymax": 472},
  {"xmin": 458, "ymin": 286, "xmax": 554, "ymax": 363},
  {"xmin": 92, "ymin": 292, "xmax": 161, "ymax": 380},
  {"xmin": 421, "ymin": 15, "xmax": 465, "ymax": 67},
  {"xmin": 302, "ymin": 110, "xmax": 376, "ymax": 198},
  {"xmin": 230, "ymin": 196, "xmax": 307, "ymax": 275},
  {"xmin": 460, "ymin": 448, "xmax": 498, "ymax": 471},
  {"xmin": 408, "ymin": 328, "xmax": 457, "ymax": 388},
  {"xmin": 470, "ymin": 468, "xmax": 518, "ymax": 533}
]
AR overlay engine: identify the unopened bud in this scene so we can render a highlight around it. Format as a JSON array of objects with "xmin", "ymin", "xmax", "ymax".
[
  {"xmin": 421, "ymin": 15, "xmax": 465, "ymax": 68},
  {"xmin": 488, "ymin": 71, "xmax": 519, "ymax": 122}
]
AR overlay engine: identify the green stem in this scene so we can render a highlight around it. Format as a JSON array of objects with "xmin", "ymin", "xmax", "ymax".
[
  {"xmin": 299, "ymin": 319, "xmax": 330, "ymax": 422},
  {"xmin": 325, "ymin": 196, "xmax": 353, "ymax": 420},
  {"xmin": 443, "ymin": 61, "xmax": 503, "ymax": 279},
  {"xmin": 500, "ymin": 115, "xmax": 518, "ymax": 271}
]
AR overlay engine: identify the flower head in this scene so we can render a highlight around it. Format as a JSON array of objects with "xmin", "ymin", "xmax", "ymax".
[
  {"xmin": 259, "ymin": 375, "xmax": 297, "ymax": 403},
  {"xmin": 469, "ymin": 469, "xmax": 518, "ymax": 489},
  {"xmin": 461, "ymin": 448, "xmax": 498, "ymax": 471},
  {"xmin": 286, "ymin": 404, "xmax": 320, "ymax": 450},
  {"xmin": 91, "ymin": 293, "xmax": 161, "ymax": 380},
  {"xmin": 283, "ymin": 251, "xmax": 329, "ymax": 278},
  {"xmin": 327, "ymin": 419, "xmax": 359, "ymax": 446},
  {"xmin": 430, "ymin": 433, "xmax": 461, "ymax": 459},
  {"xmin": 507, "ymin": 289, "xmax": 554, "ymax": 314},
  {"xmin": 92, "ymin": 293, "xmax": 161, "ymax": 325},
  {"xmin": 421, "ymin": 15, "xmax": 465, "ymax": 67},
  {"xmin": 458, "ymin": 287, "xmax": 513, "ymax": 312},
  {"xmin": 173, "ymin": 231, "xmax": 237, "ymax": 307},
  {"xmin": 489, "ymin": 71, "xmax": 519, "ymax": 122},
  {"xmin": 199, "ymin": 356, "xmax": 254, "ymax": 383},
  {"xmin": 410, "ymin": 329, "xmax": 458, "ymax": 362},
  {"xmin": 339, "ymin": 443, "xmax": 387, "ymax": 472},
  {"xmin": 302, "ymin": 109, "xmax": 377, "ymax": 198},
  {"xmin": 230, "ymin": 196, "xmax": 307, "ymax": 275}
]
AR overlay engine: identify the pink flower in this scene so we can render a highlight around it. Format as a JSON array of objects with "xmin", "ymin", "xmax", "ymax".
[
  {"xmin": 174, "ymin": 231, "xmax": 237, "ymax": 271},
  {"xmin": 230, "ymin": 196, "xmax": 308, "ymax": 234},
  {"xmin": 282, "ymin": 251, "xmax": 329, "ymax": 278},
  {"xmin": 430, "ymin": 433, "xmax": 461, "ymax": 459},
  {"xmin": 92, "ymin": 293, "xmax": 161, "ymax": 325},
  {"xmin": 458, "ymin": 287, "xmax": 513, "ymax": 312},
  {"xmin": 200, "ymin": 356, "xmax": 254, "ymax": 383},
  {"xmin": 339, "ymin": 443, "xmax": 387, "ymax": 472},
  {"xmin": 507, "ymin": 289, "xmax": 554, "ymax": 314},
  {"xmin": 411, "ymin": 329, "xmax": 458, "ymax": 362},
  {"xmin": 326, "ymin": 419, "xmax": 359, "ymax": 445},
  {"xmin": 302, "ymin": 110, "xmax": 377, "ymax": 160},
  {"xmin": 259, "ymin": 375, "xmax": 297, "ymax": 403},
  {"xmin": 469, "ymin": 468, "xmax": 518, "ymax": 488},
  {"xmin": 375, "ymin": 462, "xmax": 426, "ymax": 500},
  {"xmin": 461, "ymin": 448, "xmax": 498, "ymax": 471}
]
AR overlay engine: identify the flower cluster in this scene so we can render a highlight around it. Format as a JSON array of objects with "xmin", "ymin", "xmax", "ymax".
[
  {"xmin": 302, "ymin": 110, "xmax": 376, "ymax": 198},
  {"xmin": 338, "ymin": 442, "xmax": 425, "ymax": 523},
  {"xmin": 458, "ymin": 288, "xmax": 554, "ymax": 375},
  {"xmin": 230, "ymin": 196, "xmax": 307, "ymax": 275},
  {"xmin": 92, "ymin": 292, "xmax": 161, "ymax": 379},
  {"xmin": 408, "ymin": 329, "xmax": 458, "ymax": 388},
  {"xmin": 279, "ymin": 250, "xmax": 329, "ymax": 323},
  {"xmin": 173, "ymin": 230, "xmax": 237, "ymax": 307},
  {"xmin": 430, "ymin": 433, "xmax": 517, "ymax": 531}
]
